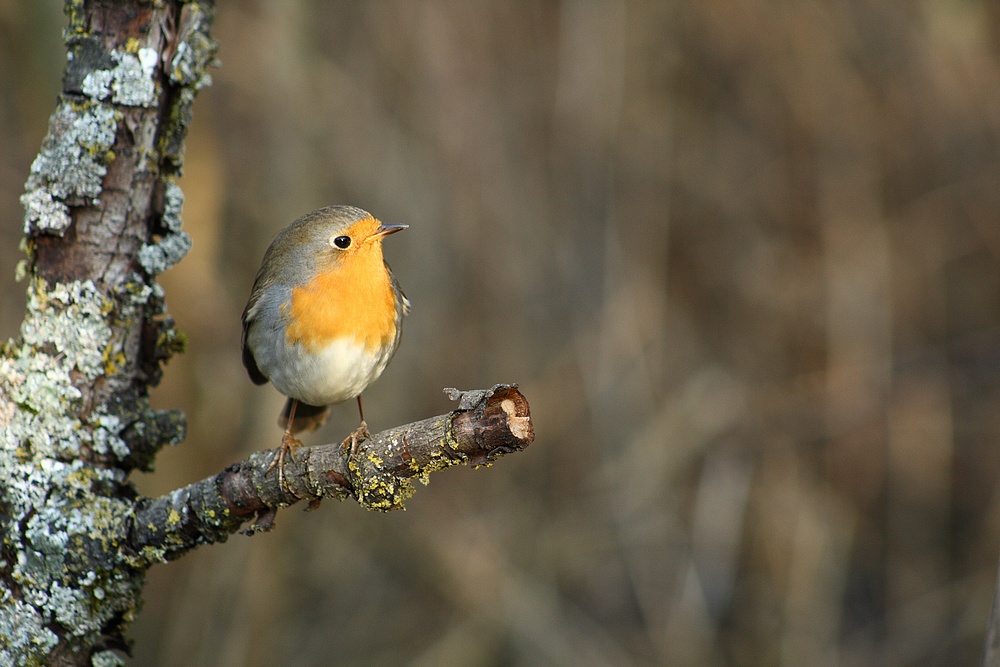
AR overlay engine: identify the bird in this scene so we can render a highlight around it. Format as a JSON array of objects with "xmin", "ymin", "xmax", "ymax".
[{"xmin": 241, "ymin": 205, "xmax": 409, "ymax": 486}]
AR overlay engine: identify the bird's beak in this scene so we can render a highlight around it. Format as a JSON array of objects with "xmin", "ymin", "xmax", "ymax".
[{"xmin": 373, "ymin": 223, "xmax": 408, "ymax": 238}]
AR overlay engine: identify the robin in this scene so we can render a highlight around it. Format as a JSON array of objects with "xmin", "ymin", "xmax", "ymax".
[{"xmin": 241, "ymin": 205, "xmax": 409, "ymax": 484}]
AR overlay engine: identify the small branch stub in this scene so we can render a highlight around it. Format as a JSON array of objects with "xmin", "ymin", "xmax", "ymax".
[{"xmin": 127, "ymin": 385, "xmax": 534, "ymax": 564}]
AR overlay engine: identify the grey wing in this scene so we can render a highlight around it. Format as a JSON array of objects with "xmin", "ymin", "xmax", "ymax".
[
  {"xmin": 388, "ymin": 264, "xmax": 411, "ymax": 317},
  {"xmin": 241, "ymin": 274, "xmax": 270, "ymax": 386},
  {"xmin": 386, "ymin": 265, "xmax": 409, "ymax": 357}
]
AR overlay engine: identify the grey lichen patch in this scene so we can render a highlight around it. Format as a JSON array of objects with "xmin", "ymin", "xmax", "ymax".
[
  {"xmin": 161, "ymin": 180, "xmax": 184, "ymax": 233},
  {"xmin": 0, "ymin": 444, "xmax": 138, "ymax": 659},
  {"xmin": 23, "ymin": 100, "xmax": 117, "ymax": 209},
  {"xmin": 170, "ymin": 39, "xmax": 214, "ymax": 90},
  {"xmin": 170, "ymin": 4, "xmax": 218, "ymax": 89},
  {"xmin": 138, "ymin": 231, "xmax": 192, "ymax": 276},
  {"xmin": 0, "ymin": 277, "xmax": 152, "ymax": 461},
  {"xmin": 24, "ymin": 511, "xmax": 70, "ymax": 573},
  {"xmin": 138, "ymin": 180, "xmax": 190, "ymax": 275},
  {"xmin": 20, "ymin": 190, "xmax": 72, "ymax": 237},
  {"xmin": 81, "ymin": 48, "xmax": 159, "ymax": 108},
  {"xmin": 19, "ymin": 279, "xmax": 113, "ymax": 383},
  {"xmin": 6, "ymin": 294, "xmax": 104, "ymax": 462},
  {"xmin": 158, "ymin": 4, "xmax": 218, "ymax": 171},
  {"xmin": 92, "ymin": 649, "xmax": 126, "ymax": 667},
  {"xmin": 8, "ymin": 352, "xmax": 83, "ymax": 418},
  {"xmin": 126, "ymin": 279, "xmax": 159, "ymax": 305},
  {"xmin": 112, "ymin": 48, "xmax": 158, "ymax": 107},
  {"xmin": 0, "ymin": 598, "xmax": 59, "ymax": 660},
  {"xmin": 8, "ymin": 500, "xmax": 137, "ymax": 649},
  {"xmin": 0, "ymin": 414, "xmax": 139, "ymax": 643},
  {"xmin": 80, "ymin": 68, "xmax": 114, "ymax": 100},
  {"xmin": 88, "ymin": 414, "xmax": 130, "ymax": 459}
]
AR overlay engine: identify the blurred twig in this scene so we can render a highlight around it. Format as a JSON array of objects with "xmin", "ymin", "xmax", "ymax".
[
  {"xmin": 128, "ymin": 385, "xmax": 534, "ymax": 563},
  {"xmin": 983, "ymin": 562, "xmax": 1000, "ymax": 666}
]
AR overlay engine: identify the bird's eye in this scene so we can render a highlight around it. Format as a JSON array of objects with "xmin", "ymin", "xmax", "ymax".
[{"xmin": 332, "ymin": 235, "xmax": 351, "ymax": 249}]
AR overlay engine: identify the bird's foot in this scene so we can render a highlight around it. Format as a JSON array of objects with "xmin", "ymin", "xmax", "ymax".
[
  {"xmin": 267, "ymin": 432, "xmax": 302, "ymax": 491},
  {"xmin": 340, "ymin": 421, "xmax": 370, "ymax": 458}
]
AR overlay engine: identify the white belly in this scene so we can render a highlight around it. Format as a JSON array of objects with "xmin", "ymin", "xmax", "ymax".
[{"xmin": 264, "ymin": 337, "xmax": 394, "ymax": 406}]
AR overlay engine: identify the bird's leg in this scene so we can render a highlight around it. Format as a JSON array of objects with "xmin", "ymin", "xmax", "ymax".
[
  {"xmin": 341, "ymin": 395, "xmax": 370, "ymax": 457},
  {"xmin": 268, "ymin": 398, "xmax": 302, "ymax": 490},
  {"xmin": 356, "ymin": 394, "xmax": 369, "ymax": 437}
]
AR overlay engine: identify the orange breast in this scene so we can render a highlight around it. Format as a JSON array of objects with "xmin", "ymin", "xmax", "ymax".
[{"xmin": 284, "ymin": 247, "xmax": 397, "ymax": 352}]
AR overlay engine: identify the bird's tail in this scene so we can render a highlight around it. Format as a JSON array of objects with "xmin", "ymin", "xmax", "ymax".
[{"xmin": 279, "ymin": 398, "xmax": 330, "ymax": 434}]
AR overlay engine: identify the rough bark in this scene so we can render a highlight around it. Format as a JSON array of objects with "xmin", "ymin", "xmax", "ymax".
[{"xmin": 0, "ymin": 2, "xmax": 534, "ymax": 665}]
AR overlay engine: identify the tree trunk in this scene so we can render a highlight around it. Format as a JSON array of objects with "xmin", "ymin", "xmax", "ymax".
[{"xmin": 1, "ymin": 2, "xmax": 215, "ymax": 664}]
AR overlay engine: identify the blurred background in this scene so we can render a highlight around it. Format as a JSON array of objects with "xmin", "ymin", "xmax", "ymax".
[{"xmin": 2, "ymin": 1, "xmax": 1000, "ymax": 665}]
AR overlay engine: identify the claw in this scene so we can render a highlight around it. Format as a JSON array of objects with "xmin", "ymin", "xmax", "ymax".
[
  {"xmin": 341, "ymin": 420, "xmax": 370, "ymax": 458},
  {"xmin": 267, "ymin": 431, "xmax": 302, "ymax": 491}
]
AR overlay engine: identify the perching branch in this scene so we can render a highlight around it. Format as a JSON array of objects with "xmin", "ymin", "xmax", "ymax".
[{"xmin": 128, "ymin": 385, "xmax": 534, "ymax": 565}]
